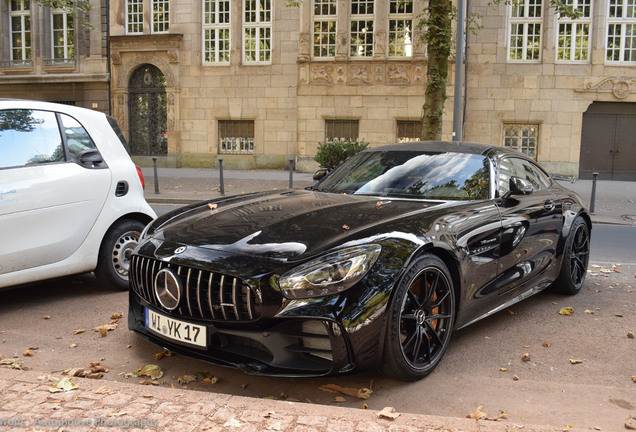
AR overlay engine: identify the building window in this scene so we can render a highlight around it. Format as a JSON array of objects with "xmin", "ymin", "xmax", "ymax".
[
  {"xmin": 244, "ymin": 0, "xmax": 272, "ymax": 63},
  {"xmin": 312, "ymin": 0, "xmax": 337, "ymax": 58},
  {"xmin": 389, "ymin": 0, "xmax": 413, "ymax": 57},
  {"xmin": 503, "ymin": 124, "xmax": 538, "ymax": 158},
  {"xmin": 127, "ymin": 0, "xmax": 144, "ymax": 34},
  {"xmin": 397, "ymin": 120, "xmax": 422, "ymax": 142},
  {"xmin": 350, "ymin": 0, "xmax": 374, "ymax": 57},
  {"xmin": 51, "ymin": 10, "xmax": 74, "ymax": 64},
  {"xmin": 203, "ymin": 0, "xmax": 231, "ymax": 64},
  {"xmin": 9, "ymin": 0, "xmax": 31, "ymax": 65},
  {"xmin": 153, "ymin": 0, "xmax": 170, "ymax": 33},
  {"xmin": 606, "ymin": 0, "xmax": 636, "ymax": 63},
  {"xmin": 219, "ymin": 120, "xmax": 255, "ymax": 154},
  {"xmin": 508, "ymin": 0, "xmax": 543, "ymax": 61},
  {"xmin": 325, "ymin": 120, "xmax": 359, "ymax": 142},
  {"xmin": 557, "ymin": 0, "xmax": 591, "ymax": 62}
]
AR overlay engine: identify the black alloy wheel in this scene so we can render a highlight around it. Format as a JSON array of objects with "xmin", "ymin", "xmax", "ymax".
[
  {"xmin": 382, "ymin": 254, "xmax": 456, "ymax": 381},
  {"xmin": 554, "ymin": 217, "xmax": 590, "ymax": 295}
]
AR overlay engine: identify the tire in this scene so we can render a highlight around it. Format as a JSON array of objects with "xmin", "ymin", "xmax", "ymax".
[
  {"xmin": 552, "ymin": 217, "xmax": 590, "ymax": 295},
  {"xmin": 95, "ymin": 219, "xmax": 145, "ymax": 291},
  {"xmin": 381, "ymin": 254, "xmax": 456, "ymax": 381}
]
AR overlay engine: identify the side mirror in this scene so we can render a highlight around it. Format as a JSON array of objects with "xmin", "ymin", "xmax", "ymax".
[
  {"xmin": 509, "ymin": 176, "xmax": 534, "ymax": 195},
  {"xmin": 313, "ymin": 168, "xmax": 329, "ymax": 181}
]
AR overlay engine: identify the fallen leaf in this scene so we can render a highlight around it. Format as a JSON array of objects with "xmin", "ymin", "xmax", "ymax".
[
  {"xmin": 69, "ymin": 343, "xmax": 77, "ymax": 348},
  {"xmin": 154, "ymin": 351, "xmax": 166, "ymax": 360},
  {"xmin": 203, "ymin": 376, "xmax": 219, "ymax": 384},
  {"xmin": 319, "ymin": 383, "xmax": 372, "ymax": 399},
  {"xmin": 0, "ymin": 359, "xmax": 26, "ymax": 370},
  {"xmin": 49, "ymin": 377, "xmax": 79, "ymax": 393},
  {"xmin": 377, "ymin": 407, "xmax": 400, "ymax": 420},
  {"xmin": 467, "ymin": 406, "xmax": 487, "ymax": 420},
  {"xmin": 559, "ymin": 307, "xmax": 574, "ymax": 316},
  {"xmin": 499, "ymin": 368, "xmax": 508, "ymax": 372},
  {"xmin": 360, "ymin": 403, "xmax": 368, "ymax": 409},
  {"xmin": 584, "ymin": 310, "xmax": 595, "ymax": 314},
  {"xmin": 513, "ymin": 375, "xmax": 519, "ymax": 381},
  {"xmin": 616, "ymin": 314, "xmax": 624, "ymax": 318},
  {"xmin": 177, "ymin": 375, "xmax": 197, "ymax": 385},
  {"xmin": 73, "ymin": 329, "xmax": 85, "ymax": 335},
  {"xmin": 628, "ymin": 332, "xmax": 635, "ymax": 339},
  {"xmin": 498, "ymin": 411, "xmax": 508, "ymax": 419},
  {"xmin": 93, "ymin": 324, "xmax": 117, "ymax": 336},
  {"xmin": 139, "ymin": 380, "xmax": 159, "ymax": 386},
  {"xmin": 137, "ymin": 364, "xmax": 163, "ymax": 380},
  {"xmin": 44, "ymin": 316, "xmax": 51, "ymax": 320},
  {"xmin": 543, "ymin": 342, "xmax": 552, "ymax": 347},
  {"xmin": 208, "ymin": 203, "xmax": 218, "ymax": 210},
  {"xmin": 631, "ymin": 376, "xmax": 636, "ymax": 383},
  {"xmin": 94, "ymin": 386, "xmax": 115, "ymax": 395},
  {"xmin": 143, "ymin": 394, "xmax": 153, "ymax": 398},
  {"xmin": 23, "ymin": 350, "xmax": 34, "ymax": 357},
  {"xmin": 111, "ymin": 313, "xmax": 123, "ymax": 320},
  {"xmin": 569, "ymin": 359, "xmax": 583, "ymax": 364},
  {"xmin": 342, "ymin": 224, "xmax": 350, "ymax": 230},
  {"xmin": 334, "ymin": 396, "xmax": 346, "ymax": 402},
  {"xmin": 521, "ymin": 353, "xmax": 531, "ymax": 362},
  {"xmin": 266, "ymin": 421, "xmax": 282, "ymax": 431},
  {"xmin": 507, "ymin": 310, "xmax": 516, "ymax": 315}
]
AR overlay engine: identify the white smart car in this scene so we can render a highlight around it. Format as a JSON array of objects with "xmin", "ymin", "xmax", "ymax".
[{"xmin": 0, "ymin": 99, "xmax": 156, "ymax": 290}]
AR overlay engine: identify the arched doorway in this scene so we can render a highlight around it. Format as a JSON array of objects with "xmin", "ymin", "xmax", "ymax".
[{"xmin": 128, "ymin": 64, "xmax": 167, "ymax": 156}]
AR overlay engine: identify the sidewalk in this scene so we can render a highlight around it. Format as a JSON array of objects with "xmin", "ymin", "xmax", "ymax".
[
  {"xmin": 142, "ymin": 167, "xmax": 636, "ymax": 226},
  {"xmin": 0, "ymin": 368, "xmax": 559, "ymax": 431}
]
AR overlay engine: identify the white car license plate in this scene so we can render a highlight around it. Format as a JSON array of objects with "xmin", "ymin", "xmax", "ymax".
[{"xmin": 145, "ymin": 308, "xmax": 207, "ymax": 348}]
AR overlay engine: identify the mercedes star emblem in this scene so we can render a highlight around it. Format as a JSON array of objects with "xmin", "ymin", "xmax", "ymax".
[{"xmin": 154, "ymin": 268, "xmax": 181, "ymax": 311}]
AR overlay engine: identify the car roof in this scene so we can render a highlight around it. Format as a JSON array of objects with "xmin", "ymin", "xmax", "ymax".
[{"xmin": 367, "ymin": 141, "xmax": 527, "ymax": 159}]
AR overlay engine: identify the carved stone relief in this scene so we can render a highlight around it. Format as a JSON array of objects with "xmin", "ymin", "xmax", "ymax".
[
  {"xmin": 349, "ymin": 65, "xmax": 370, "ymax": 84},
  {"xmin": 387, "ymin": 64, "xmax": 410, "ymax": 84},
  {"xmin": 583, "ymin": 77, "xmax": 636, "ymax": 100}
]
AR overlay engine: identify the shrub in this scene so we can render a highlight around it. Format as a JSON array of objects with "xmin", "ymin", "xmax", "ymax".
[{"xmin": 314, "ymin": 140, "xmax": 369, "ymax": 170}]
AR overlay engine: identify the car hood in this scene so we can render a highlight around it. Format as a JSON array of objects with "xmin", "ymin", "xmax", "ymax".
[{"xmin": 150, "ymin": 190, "xmax": 447, "ymax": 261}]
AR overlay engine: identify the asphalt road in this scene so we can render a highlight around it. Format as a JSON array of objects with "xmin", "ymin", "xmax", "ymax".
[{"xmin": 0, "ymin": 222, "xmax": 634, "ymax": 431}]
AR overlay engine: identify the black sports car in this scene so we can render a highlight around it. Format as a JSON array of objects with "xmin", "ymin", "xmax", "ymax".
[{"xmin": 128, "ymin": 141, "xmax": 591, "ymax": 381}]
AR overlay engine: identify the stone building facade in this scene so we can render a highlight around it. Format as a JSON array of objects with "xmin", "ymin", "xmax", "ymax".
[
  {"xmin": 0, "ymin": 0, "xmax": 109, "ymax": 111},
  {"xmin": 2, "ymin": 0, "xmax": 635, "ymax": 179}
]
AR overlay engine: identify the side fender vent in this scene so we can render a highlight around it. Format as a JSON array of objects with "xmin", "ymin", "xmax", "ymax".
[{"xmin": 115, "ymin": 181, "xmax": 129, "ymax": 197}]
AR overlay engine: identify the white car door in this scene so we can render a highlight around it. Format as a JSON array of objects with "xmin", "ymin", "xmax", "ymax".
[{"xmin": 0, "ymin": 109, "xmax": 111, "ymax": 275}]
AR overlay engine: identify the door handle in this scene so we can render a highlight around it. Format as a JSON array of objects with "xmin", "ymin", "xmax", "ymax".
[{"xmin": 544, "ymin": 200, "xmax": 555, "ymax": 212}]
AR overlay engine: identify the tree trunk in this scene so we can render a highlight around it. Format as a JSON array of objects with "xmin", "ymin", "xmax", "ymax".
[{"xmin": 421, "ymin": 0, "xmax": 453, "ymax": 141}]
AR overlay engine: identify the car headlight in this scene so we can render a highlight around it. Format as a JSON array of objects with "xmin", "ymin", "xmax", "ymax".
[{"xmin": 279, "ymin": 245, "xmax": 382, "ymax": 299}]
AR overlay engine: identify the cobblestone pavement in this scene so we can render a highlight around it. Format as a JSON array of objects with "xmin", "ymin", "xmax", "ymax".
[{"xmin": 0, "ymin": 369, "xmax": 562, "ymax": 432}]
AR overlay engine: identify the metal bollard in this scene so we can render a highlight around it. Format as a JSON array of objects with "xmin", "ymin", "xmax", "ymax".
[
  {"xmin": 590, "ymin": 172, "xmax": 598, "ymax": 214},
  {"xmin": 218, "ymin": 158, "xmax": 225, "ymax": 195},
  {"xmin": 152, "ymin": 157, "xmax": 160, "ymax": 194},
  {"xmin": 289, "ymin": 158, "xmax": 295, "ymax": 189}
]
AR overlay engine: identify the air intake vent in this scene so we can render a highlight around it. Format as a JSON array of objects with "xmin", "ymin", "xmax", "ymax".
[{"xmin": 115, "ymin": 181, "xmax": 129, "ymax": 197}]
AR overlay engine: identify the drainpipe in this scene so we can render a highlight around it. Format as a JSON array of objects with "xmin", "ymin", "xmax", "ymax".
[{"xmin": 452, "ymin": 0, "xmax": 466, "ymax": 142}]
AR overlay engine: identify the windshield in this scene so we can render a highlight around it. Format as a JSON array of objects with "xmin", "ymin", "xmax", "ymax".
[{"xmin": 315, "ymin": 150, "xmax": 491, "ymax": 201}]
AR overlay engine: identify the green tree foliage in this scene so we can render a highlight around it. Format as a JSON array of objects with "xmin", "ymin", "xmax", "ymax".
[{"xmin": 314, "ymin": 140, "xmax": 370, "ymax": 170}]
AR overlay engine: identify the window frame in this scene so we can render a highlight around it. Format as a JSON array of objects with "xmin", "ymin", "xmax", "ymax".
[
  {"xmin": 152, "ymin": 0, "xmax": 170, "ymax": 34},
  {"xmin": 312, "ymin": 0, "xmax": 338, "ymax": 59},
  {"xmin": 606, "ymin": 0, "xmax": 636, "ymax": 64},
  {"xmin": 388, "ymin": 0, "xmax": 414, "ymax": 58},
  {"xmin": 503, "ymin": 123, "xmax": 539, "ymax": 159},
  {"xmin": 507, "ymin": 0, "xmax": 544, "ymax": 62},
  {"xmin": 203, "ymin": 0, "xmax": 231, "ymax": 65},
  {"xmin": 325, "ymin": 119, "xmax": 360, "ymax": 143},
  {"xmin": 51, "ymin": 9, "xmax": 75, "ymax": 64},
  {"xmin": 555, "ymin": 0, "xmax": 592, "ymax": 63},
  {"xmin": 218, "ymin": 120, "xmax": 255, "ymax": 155},
  {"xmin": 126, "ymin": 0, "xmax": 144, "ymax": 35},
  {"xmin": 243, "ymin": 0, "xmax": 272, "ymax": 65},
  {"xmin": 350, "ymin": 0, "xmax": 375, "ymax": 58},
  {"xmin": 396, "ymin": 120, "xmax": 422, "ymax": 142},
  {"xmin": 9, "ymin": 0, "xmax": 32, "ymax": 64}
]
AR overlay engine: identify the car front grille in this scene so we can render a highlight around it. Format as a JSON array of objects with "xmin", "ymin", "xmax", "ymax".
[{"xmin": 130, "ymin": 255, "xmax": 259, "ymax": 322}]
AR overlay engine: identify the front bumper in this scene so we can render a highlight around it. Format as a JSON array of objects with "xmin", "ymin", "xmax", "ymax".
[{"xmin": 129, "ymin": 291, "xmax": 355, "ymax": 376}]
